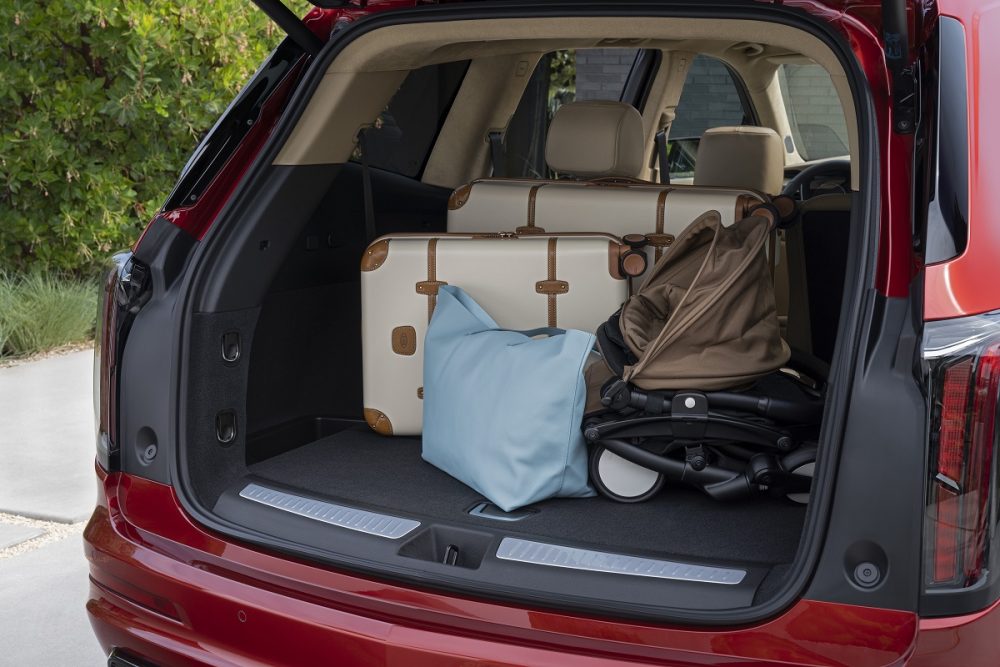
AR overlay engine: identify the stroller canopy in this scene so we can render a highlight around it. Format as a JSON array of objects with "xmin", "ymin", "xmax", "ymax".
[{"xmin": 620, "ymin": 209, "xmax": 790, "ymax": 391}]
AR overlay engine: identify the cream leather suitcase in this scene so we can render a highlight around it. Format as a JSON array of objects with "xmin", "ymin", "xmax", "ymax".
[
  {"xmin": 361, "ymin": 232, "xmax": 630, "ymax": 436},
  {"xmin": 448, "ymin": 180, "xmax": 766, "ymax": 262}
]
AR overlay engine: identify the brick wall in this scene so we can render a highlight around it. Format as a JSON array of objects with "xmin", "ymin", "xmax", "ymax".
[
  {"xmin": 669, "ymin": 56, "xmax": 746, "ymax": 138},
  {"xmin": 573, "ymin": 53, "xmax": 747, "ymax": 137},
  {"xmin": 778, "ymin": 64, "xmax": 849, "ymax": 160},
  {"xmin": 573, "ymin": 48, "xmax": 637, "ymax": 101}
]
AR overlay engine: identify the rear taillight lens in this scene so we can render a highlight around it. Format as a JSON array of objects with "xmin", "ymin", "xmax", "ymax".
[
  {"xmin": 94, "ymin": 258, "xmax": 120, "ymax": 470},
  {"xmin": 924, "ymin": 313, "xmax": 1000, "ymax": 591},
  {"xmin": 94, "ymin": 252, "xmax": 149, "ymax": 471}
]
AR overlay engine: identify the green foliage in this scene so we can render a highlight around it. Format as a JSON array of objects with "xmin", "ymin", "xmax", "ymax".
[
  {"xmin": 548, "ymin": 49, "xmax": 576, "ymax": 114},
  {"xmin": 0, "ymin": 0, "xmax": 288, "ymax": 274},
  {"xmin": 0, "ymin": 273, "xmax": 98, "ymax": 357}
]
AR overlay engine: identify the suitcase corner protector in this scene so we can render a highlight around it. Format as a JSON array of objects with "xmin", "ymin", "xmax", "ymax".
[
  {"xmin": 361, "ymin": 239, "xmax": 390, "ymax": 272},
  {"xmin": 363, "ymin": 407, "xmax": 394, "ymax": 435},
  {"xmin": 448, "ymin": 183, "xmax": 473, "ymax": 210}
]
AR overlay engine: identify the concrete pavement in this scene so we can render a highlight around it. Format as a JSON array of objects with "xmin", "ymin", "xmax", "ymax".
[
  {"xmin": 0, "ymin": 529, "xmax": 106, "ymax": 665},
  {"xmin": 0, "ymin": 350, "xmax": 97, "ymax": 523},
  {"xmin": 0, "ymin": 521, "xmax": 43, "ymax": 549},
  {"xmin": 0, "ymin": 349, "xmax": 106, "ymax": 664}
]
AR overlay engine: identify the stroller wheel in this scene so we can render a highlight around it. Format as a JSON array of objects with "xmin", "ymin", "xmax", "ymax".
[
  {"xmin": 781, "ymin": 448, "xmax": 817, "ymax": 504},
  {"xmin": 590, "ymin": 445, "xmax": 664, "ymax": 503}
]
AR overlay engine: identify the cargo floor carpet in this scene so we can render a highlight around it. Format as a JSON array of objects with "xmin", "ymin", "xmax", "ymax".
[{"xmin": 245, "ymin": 426, "xmax": 807, "ymax": 568}]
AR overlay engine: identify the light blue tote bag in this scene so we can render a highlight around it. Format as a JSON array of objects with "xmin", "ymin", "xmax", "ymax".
[{"xmin": 422, "ymin": 285, "xmax": 596, "ymax": 512}]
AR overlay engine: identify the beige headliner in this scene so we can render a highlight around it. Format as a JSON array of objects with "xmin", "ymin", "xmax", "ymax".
[{"xmin": 274, "ymin": 16, "xmax": 859, "ymax": 190}]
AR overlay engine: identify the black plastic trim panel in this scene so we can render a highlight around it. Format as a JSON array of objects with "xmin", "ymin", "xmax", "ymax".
[{"xmin": 117, "ymin": 217, "xmax": 197, "ymax": 483}]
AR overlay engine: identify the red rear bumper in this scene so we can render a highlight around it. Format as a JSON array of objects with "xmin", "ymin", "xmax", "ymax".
[{"xmin": 84, "ymin": 468, "xmax": 996, "ymax": 666}]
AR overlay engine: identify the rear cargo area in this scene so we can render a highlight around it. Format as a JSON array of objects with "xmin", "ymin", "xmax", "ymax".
[
  {"xmin": 205, "ymin": 419, "xmax": 805, "ymax": 608},
  {"xmin": 179, "ymin": 152, "xmax": 824, "ymax": 614},
  {"xmin": 170, "ymin": 11, "xmax": 866, "ymax": 619},
  {"xmin": 240, "ymin": 425, "xmax": 805, "ymax": 571}
]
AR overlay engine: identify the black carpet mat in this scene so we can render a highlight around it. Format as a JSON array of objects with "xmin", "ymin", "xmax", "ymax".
[{"xmin": 248, "ymin": 426, "xmax": 807, "ymax": 567}]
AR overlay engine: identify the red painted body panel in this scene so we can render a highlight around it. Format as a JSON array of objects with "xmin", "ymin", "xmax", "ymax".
[
  {"xmin": 910, "ymin": 599, "xmax": 1000, "ymax": 666},
  {"xmin": 86, "ymin": 470, "xmax": 928, "ymax": 666},
  {"xmin": 924, "ymin": 0, "xmax": 1000, "ymax": 320}
]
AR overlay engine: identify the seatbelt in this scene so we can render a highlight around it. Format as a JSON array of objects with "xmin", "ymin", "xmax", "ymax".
[
  {"xmin": 358, "ymin": 127, "xmax": 376, "ymax": 244},
  {"xmin": 488, "ymin": 130, "xmax": 505, "ymax": 178},
  {"xmin": 654, "ymin": 129, "xmax": 670, "ymax": 185}
]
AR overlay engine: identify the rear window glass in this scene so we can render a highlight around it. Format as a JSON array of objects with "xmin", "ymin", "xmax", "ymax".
[
  {"xmin": 670, "ymin": 55, "xmax": 751, "ymax": 140},
  {"xmin": 666, "ymin": 55, "xmax": 755, "ymax": 182},
  {"xmin": 503, "ymin": 48, "xmax": 641, "ymax": 178},
  {"xmin": 925, "ymin": 17, "xmax": 969, "ymax": 264},
  {"xmin": 777, "ymin": 63, "xmax": 849, "ymax": 161},
  {"xmin": 354, "ymin": 60, "xmax": 469, "ymax": 178}
]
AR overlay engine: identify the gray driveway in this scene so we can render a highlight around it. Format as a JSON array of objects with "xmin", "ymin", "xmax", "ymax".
[
  {"xmin": 0, "ymin": 350, "xmax": 97, "ymax": 522},
  {"xmin": 0, "ymin": 349, "xmax": 107, "ymax": 664}
]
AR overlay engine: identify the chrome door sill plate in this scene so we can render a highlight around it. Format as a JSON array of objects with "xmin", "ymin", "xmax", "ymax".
[
  {"xmin": 496, "ymin": 537, "xmax": 746, "ymax": 585},
  {"xmin": 239, "ymin": 483, "xmax": 420, "ymax": 539}
]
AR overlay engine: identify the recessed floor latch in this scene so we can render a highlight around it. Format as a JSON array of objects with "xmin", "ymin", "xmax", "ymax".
[{"xmin": 443, "ymin": 544, "xmax": 460, "ymax": 566}]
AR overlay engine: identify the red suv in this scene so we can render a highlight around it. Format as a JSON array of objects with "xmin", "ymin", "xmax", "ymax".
[{"xmin": 86, "ymin": 0, "xmax": 1000, "ymax": 664}]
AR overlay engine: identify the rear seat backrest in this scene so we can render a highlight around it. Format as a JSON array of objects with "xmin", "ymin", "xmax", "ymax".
[
  {"xmin": 447, "ymin": 103, "xmax": 770, "ymax": 252},
  {"xmin": 544, "ymin": 100, "xmax": 644, "ymax": 178},
  {"xmin": 693, "ymin": 126, "xmax": 785, "ymax": 195}
]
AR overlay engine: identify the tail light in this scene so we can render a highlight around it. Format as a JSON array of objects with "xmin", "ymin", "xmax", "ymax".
[
  {"xmin": 94, "ymin": 252, "xmax": 150, "ymax": 471},
  {"xmin": 924, "ymin": 313, "xmax": 1000, "ymax": 591}
]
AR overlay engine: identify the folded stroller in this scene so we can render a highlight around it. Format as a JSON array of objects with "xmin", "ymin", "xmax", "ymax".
[{"xmin": 583, "ymin": 208, "xmax": 824, "ymax": 503}]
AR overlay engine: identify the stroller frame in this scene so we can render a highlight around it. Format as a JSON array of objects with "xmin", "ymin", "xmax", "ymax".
[
  {"xmin": 584, "ymin": 375, "xmax": 822, "ymax": 502},
  {"xmin": 583, "ymin": 206, "xmax": 823, "ymax": 503}
]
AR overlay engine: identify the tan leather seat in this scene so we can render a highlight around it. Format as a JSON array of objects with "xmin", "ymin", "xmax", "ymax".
[
  {"xmin": 448, "ymin": 102, "xmax": 768, "ymax": 251},
  {"xmin": 545, "ymin": 100, "xmax": 645, "ymax": 178},
  {"xmin": 694, "ymin": 126, "xmax": 785, "ymax": 195}
]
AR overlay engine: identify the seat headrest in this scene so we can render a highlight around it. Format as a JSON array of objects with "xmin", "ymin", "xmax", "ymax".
[
  {"xmin": 693, "ymin": 126, "xmax": 785, "ymax": 195},
  {"xmin": 545, "ymin": 101, "xmax": 644, "ymax": 178}
]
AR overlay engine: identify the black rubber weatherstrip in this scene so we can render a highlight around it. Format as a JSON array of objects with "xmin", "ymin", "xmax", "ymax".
[{"xmin": 173, "ymin": 0, "xmax": 881, "ymax": 627}]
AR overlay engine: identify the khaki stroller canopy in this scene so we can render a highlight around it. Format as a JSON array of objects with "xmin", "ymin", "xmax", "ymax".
[{"xmin": 620, "ymin": 210, "xmax": 790, "ymax": 391}]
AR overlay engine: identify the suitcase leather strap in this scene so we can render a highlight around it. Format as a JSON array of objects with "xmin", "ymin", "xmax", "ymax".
[
  {"xmin": 416, "ymin": 238, "xmax": 447, "ymax": 321},
  {"xmin": 534, "ymin": 238, "xmax": 563, "ymax": 327},
  {"xmin": 653, "ymin": 188, "xmax": 672, "ymax": 262},
  {"xmin": 515, "ymin": 184, "xmax": 547, "ymax": 235}
]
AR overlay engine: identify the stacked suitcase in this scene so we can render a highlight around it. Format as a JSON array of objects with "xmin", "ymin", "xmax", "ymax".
[
  {"xmin": 360, "ymin": 179, "xmax": 772, "ymax": 437},
  {"xmin": 360, "ymin": 232, "xmax": 632, "ymax": 435}
]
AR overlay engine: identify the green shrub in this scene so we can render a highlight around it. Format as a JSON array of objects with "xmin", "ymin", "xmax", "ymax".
[
  {"xmin": 0, "ymin": 273, "xmax": 98, "ymax": 357},
  {"xmin": 0, "ymin": 0, "xmax": 290, "ymax": 274},
  {"xmin": 0, "ymin": 280, "xmax": 11, "ymax": 354}
]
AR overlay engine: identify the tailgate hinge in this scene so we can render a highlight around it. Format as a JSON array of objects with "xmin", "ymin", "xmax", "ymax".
[{"xmin": 881, "ymin": 0, "xmax": 918, "ymax": 134}]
